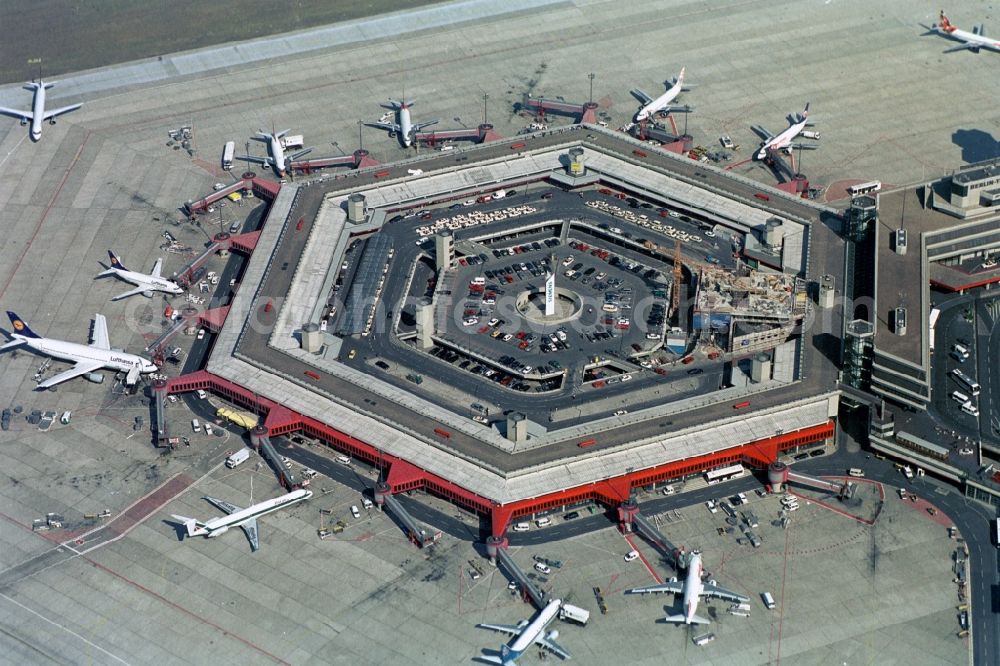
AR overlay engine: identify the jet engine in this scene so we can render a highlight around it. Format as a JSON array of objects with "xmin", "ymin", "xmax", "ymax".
[
  {"xmin": 49, "ymin": 118, "xmax": 57, "ymax": 125},
  {"xmin": 84, "ymin": 372, "xmax": 105, "ymax": 384},
  {"xmin": 545, "ymin": 630, "xmax": 559, "ymax": 641}
]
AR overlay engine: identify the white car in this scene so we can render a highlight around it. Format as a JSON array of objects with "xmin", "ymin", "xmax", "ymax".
[
  {"xmin": 488, "ymin": 317, "xmax": 500, "ymax": 327},
  {"xmin": 662, "ymin": 485, "xmax": 675, "ymax": 496},
  {"xmin": 512, "ymin": 522, "xmax": 530, "ymax": 532},
  {"xmin": 336, "ymin": 455, "xmax": 351, "ymax": 465},
  {"xmin": 706, "ymin": 500, "xmax": 718, "ymax": 514},
  {"xmin": 197, "ymin": 328, "xmax": 206, "ymax": 340},
  {"xmin": 624, "ymin": 550, "xmax": 640, "ymax": 562},
  {"xmin": 351, "ymin": 505, "xmax": 361, "ymax": 519},
  {"xmin": 213, "ymin": 182, "xmax": 225, "ymax": 191},
  {"xmin": 463, "ymin": 317, "xmax": 479, "ymax": 326}
]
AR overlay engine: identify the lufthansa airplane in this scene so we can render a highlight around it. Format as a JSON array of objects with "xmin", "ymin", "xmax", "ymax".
[
  {"xmin": 95, "ymin": 250, "xmax": 184, "ymax": 301},
  {"xmin": 1, "ymin": 311, "xmax": 157, "ymax": 389}
]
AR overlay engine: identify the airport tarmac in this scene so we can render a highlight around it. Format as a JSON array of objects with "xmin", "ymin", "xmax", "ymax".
[
  {"xmin": 0, "ymin": 0, "xmax": 991, "ymax": 663},
  {"xmin": 0, "ymin": 443, "xmax": 967, "ymax": 664}
]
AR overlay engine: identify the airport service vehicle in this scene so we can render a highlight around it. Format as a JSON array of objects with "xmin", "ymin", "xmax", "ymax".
[
  {"xmin": 225, "ymin": 447, "xmax": 252, "ymax": 469},
  {"xmin": 0, "ymin": 79, "xmax": 82, "ymax": 141},
  {"xmin": 96, "ymin": 250, "xmax": 183, "ymax": 301},
  {"xmin": 222, "ymin": 141, "xmax": 235, "ymax": 170},
  {"xmin": 476, "ymin": 598, "xmax": 571, "ymax": 664},
  {"xmin": 172, "ymin": 489, "xmax": 312, "ymax": 552},
  {"xmin": 847, "ymin": 468, "xmax": 865, "ymax": 478},
  {"xmin": 558, "ymin": 604, "xmax": 590, "ymax": 625},
  {"xmin": 628, "ymin": 550, "xmax": 749, "ymax": 625},
  {"xmin": 217, "ymin": 407, "xmax": 258, "ymax": 431},
  {"xmin": 927, "ymin": 11, "xmax": 1000, "ymax": 53},
  {"xmin": 1, "ymin": 311, "xmax": 157, "ymax": 389},
  {"xmin": 752, "ymin": 103, "xmax": 816, "ymax": 160},
  {"xmin": 624, "ymin": 550, "xmax": 640, "ymax": 562},
  {"xmin": 236, "ymin": 128, "xmax": 312, "ymax": 176},
  {"xmin": 366, "ymin": 97, "xmax": 438, "ymax": 147},
  {"xmin": 631, "ymin": 67, "xmax": 692, "ymax": 122},
  {"xmin": 762, "ymin": 592, "xmax": 776, "ymax": 609}
]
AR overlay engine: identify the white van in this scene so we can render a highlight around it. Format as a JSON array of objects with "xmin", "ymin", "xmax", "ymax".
[
  {"xmin": 961, "ymin": 401, "xmax": 980, "ymax": 417},
  {"xmin": 535, "ymin": 516, "xmax": 552, "ymax": 528},
  {"xmin": 512, "ymin": 522, "xmax": 530, "ymax": 532},
  {"xmin": 951, "ymin": 390, "xmax": 969, "ymax": 404},
  {"xmin": 953, "ymin": 343, "xmax": 969, "ymax": 357},
  {"xmin": 191, "ymin": 418, "xmax": 201, "ymax": 433},
  {"xmin": 197, "ymin": 389, "xmax": 207, "ymax": 400},
  {"xmin": 847, "ymin": 468, "xmax": 865, "ymax": 478},
  {"xmin": 762, "ymin": 592, "xmax": 776, "ymax": 609}
]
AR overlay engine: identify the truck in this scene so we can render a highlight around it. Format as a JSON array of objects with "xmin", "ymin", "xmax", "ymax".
[
  {"xmin": 216, "ymin": 406, "xmax": 259, "ymax": 430},
  {"xmin": 225, "ymin": 447, "xmax": 252, "ymax": 468},
  {"xmin": 280, "ymin": 134, "xmax": 304, "ymax": 149},
  {"xmin": 222, "ymin": 141, "xmax": 235, "ymax": 171},
  {"xmin": 559, "ymin": 603, "xmax": 590, "ymax": 625},
  {"xmin": 492, "ymin": 189, "xmax": 507, "ymax": 200}
]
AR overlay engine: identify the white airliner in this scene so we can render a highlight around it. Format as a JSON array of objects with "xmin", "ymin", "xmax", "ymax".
[
  {"xmin": 96, "ymin": 250, "xmax": 183, "ymax": 300},
  {"xmin": 172, "ymin": 488, "xmax": 312, "ymax": 552},
  {"xmin": 627, "ymin": 550, "xmax": 748, "ymax": 625},
  {"xmin": 0, "ymin": 80, "xmax": 82, "ymax": 142},
  {"xmin": 477, "ymin": 598, "xmax": 570, "ymax": 665},
  {"xmin": 752, "ymin": 103, "xmax": 816, "ymax": 160},
  {"xmin": 236, "ymin": 128, "xmax": 312, "ymax": 176},
  {"xmin": 367, "ymin": 98, "xmax": 438, "ymax": 147},
  {"xmin": 926, "ymin": 11, "xmax": 1000, "ymax": 53},
  {"xmin": 1, "ymin": 311, "xmax": 157, "ymax": 390},
  {"xmin": 631, "ymin": 68, "xmax": 692, "ymax": 122}
]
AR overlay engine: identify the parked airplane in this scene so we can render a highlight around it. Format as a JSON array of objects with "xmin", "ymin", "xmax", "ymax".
[
  {"xmin": 0, "ymin": 311, "xmax": 157, "ymax": 389},
  {"xmin": 752, "ymin": 103, "xmax": 816, "ymax": 160},
  {"xmin": 95, "ymin": 250, "xmax": 183, "ymax": 300},
  {"xmin": 0, "ymin": 80, "xmax": 82, "ymax": 142},
  {"xmin": 631, "ymin": 68, "xmax": 693, "ymax": 122},
  {"xmin": 477, "ymin": 598, "xmax": 570, "ymax": 664},
  {"xmin": 924, "ymin": 11, "xmax": 1000, "ymax": 53},
  {"xmin": 366, "ymin": 98, "xmax": 438, "ymax": 147},
  {"xmin": 172, "ymin": 489, "xmax": 312, "ymax": 552},
  {"xmin": 627, "ymin": 550, "xmax": 748, "ymax": 625},
  {"xmin": 236, "ymin": 128, "xmax": 312, "ymax": 176}
]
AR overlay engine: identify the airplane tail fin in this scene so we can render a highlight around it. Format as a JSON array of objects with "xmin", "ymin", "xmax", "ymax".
[
  {"xmin": 802, "ymin": 102, "xmax": 810, "ymax": 119},
  {"xmin": 171, "ymin": 515, "xmax": 202, "ymax": 537},
  {"xmin": 6, "ymin": 311, "xmax": 40, "ymax": 339},
  {"xmin": 107, "ymin": 250, "xmax": 126, "ymax": 271},
  {"xmin": 678, "ymin": 67, "xmax": 685, "ymax": 82}
]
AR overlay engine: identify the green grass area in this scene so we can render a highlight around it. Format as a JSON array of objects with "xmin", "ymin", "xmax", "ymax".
[{"xmin": 0, "ymin": 0, "xmax": 442, "ymax": 84}]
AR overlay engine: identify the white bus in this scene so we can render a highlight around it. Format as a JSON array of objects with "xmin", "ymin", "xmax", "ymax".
[
  {"xmin": 222, "ymin": 141, "xmax": 235, "ymax": 171},
  {"xmin": 951, "ymin": 368, "xmax": 981, "ymax": 396},
  {"xmin": 847, "ymin": 181, "xmax": 882, "ymax": 197},
  {"xmin": 704, "ymin": 464, "xmax": 744, "ymax": 485},
  {"xmin": 928, "ymin": 307, "xmax": 940, "ymax": 352}
]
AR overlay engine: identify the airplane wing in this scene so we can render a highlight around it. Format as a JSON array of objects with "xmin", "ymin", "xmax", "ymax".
[
  {"xmin": 788, "ymin": 143, "xmax": 819, "ymax": 151},
  {"xmin": 627, "ymin": 580, "xmax": 684, "ymax": 595},
  {"xmin": 288, "ymin": 147, "xmax": 313, "ymax": 161},
  {"xmin": 535, "ymin": 634, "xmax": 571, "ymax": 660},
  {"xmin": 111, "ymin": 286, "xmax": 152, "ymax": 301},
  {"xmin": 943, "ymin": 42, "xmax": 978, "ymax": 53},
  {"xmin": 366, "ymin": 121, "xmax": 402, "ymax": 133},
  {"xmin": 42, "ymin": 103, "xmax": 82, "ymax": 121},
  {"xmin": 660, "ymin": 104, "xmax": 694, "ymax": 114},
  {"xmin": 475, "ymin": 622, "xmax": 522, "ymax": 637},
  {"xmin": 240, "ymin": 518, "xmax": 260, "ymax": 552},
  {"xmin": 413, "ymin": 119, "xmax": 439, "ymax": 132},
  {"xmin": 0, "ymin": 106, "xmax": 32, "ymax": 122},
  {"xmin": 629, "ymin": 89, "xmax": 653, "ymax": 105},
  {"xmin": 700, "ymin": 582, "xmax": 750, "ymax": 603},
  {"xmin": 150, "ymin": 258, "xmax": 163, "ymax": 278},
  {"xmin": 750, "ymin": 125, "xmax": 774, "ymax": 141},
  {"xmin": 203, "ymin": 496, "xmax": 244, "ymax": 515},
  {"xmin": 90, "ymin": 314, "xmax": 110, "ymax": 350},
  {"xmin": 36, "ymin": 360, "xmax": 104, "ymax": 389},
  {"xmin": 235, "ymin": 154, "xmax": 270, "ymax": 166}
]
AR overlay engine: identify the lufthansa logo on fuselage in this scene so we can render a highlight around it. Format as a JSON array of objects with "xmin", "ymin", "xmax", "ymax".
[{"xmin": 111, "ymin": 356, "xmax": 134, "ymax": 365}]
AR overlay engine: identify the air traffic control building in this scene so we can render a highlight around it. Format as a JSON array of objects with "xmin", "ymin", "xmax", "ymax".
[{"xmin": 165, "ymin": 125, "xmax": 848, "ymax": 536}]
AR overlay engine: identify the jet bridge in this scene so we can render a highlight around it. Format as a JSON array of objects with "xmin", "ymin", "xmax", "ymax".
[
  {"xmin": 619, "ymin": 500, "xmax": 681, "ymax": 572},
  {"xmin": 495, "ymin": 545, "xmax": 548, "ymax": 610},
  {"xmin": 373, "ymin": 482, "xmax": 442, "ymax": 548},
  {"xmin": 768, "ymin": 461, "xmax": 855, "ymax": 499},
  {"xmin": 521, "ymin": 93, "xmax": 599, "ymax": 125},
  {"xmin": 249, "ymin": 427, "xmax": 300, "ymax": 490}
]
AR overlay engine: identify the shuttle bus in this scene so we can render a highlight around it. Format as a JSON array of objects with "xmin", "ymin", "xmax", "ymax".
[
  {"xmin": 847, "ymin": 181, "xmax": 881, "ymax": 197},
  {"xmin": 951, "ymin": 368, "xmax": 981, "ymax": 396},
  {"xmin": 928, "ymin": 307, "xmax": 940, "ymax": 353},
  {"xmin": 222, "ymin": 141, "xmax": 235, "ymax": 171},
  {"xmin": 704, "ymin": 464, "xmax": 744, "ymax": 485}
]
